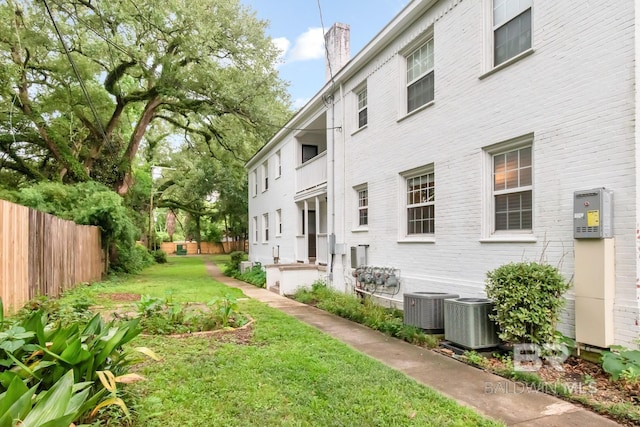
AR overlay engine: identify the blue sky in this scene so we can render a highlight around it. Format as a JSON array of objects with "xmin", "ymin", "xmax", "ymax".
[{"xmin": 241, "ymin": 0, "xmax": 409, "ymax": 109}]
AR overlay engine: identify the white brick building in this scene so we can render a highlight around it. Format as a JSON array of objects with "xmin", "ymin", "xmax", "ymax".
[{"xmin": 246, "ymin": 0, "xmax": 640, "ymax": 347}]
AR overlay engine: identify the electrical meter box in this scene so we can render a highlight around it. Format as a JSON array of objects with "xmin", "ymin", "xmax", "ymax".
[{"xmin": 573, "ymin": 188, "xmax": 613, "ymax": 239}]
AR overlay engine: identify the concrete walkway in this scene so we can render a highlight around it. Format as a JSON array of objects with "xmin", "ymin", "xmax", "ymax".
[{"xmin": 205, "ymin": 261, "xmax": 621, "ymax": 426}]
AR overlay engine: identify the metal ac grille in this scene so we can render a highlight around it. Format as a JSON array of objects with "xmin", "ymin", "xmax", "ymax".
[
  {"xmin": 403, "ymin": 292, "xmax": 458, "ymax": 331},
  {"xmin": 575, "ymin": 226, "xmax": 599, "ymax": 234},
  {"xmin": 444, "ymin": 298, "xmax": 499, "ymax": 349}
]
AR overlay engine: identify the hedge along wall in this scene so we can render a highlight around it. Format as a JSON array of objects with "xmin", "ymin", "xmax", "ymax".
[{"xmin": 0, "ymin": 200, "xmax": 104, "ymax": 314}]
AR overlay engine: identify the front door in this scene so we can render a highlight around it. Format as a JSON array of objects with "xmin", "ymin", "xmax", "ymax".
[{"xmin": 307, "ymin": 210, "xmax": 316, "ymax": 259}]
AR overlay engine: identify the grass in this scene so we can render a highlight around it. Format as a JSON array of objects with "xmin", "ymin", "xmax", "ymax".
[{"xmin": 71, "ymin": 256, "xmax": 502, "ymax": 426}]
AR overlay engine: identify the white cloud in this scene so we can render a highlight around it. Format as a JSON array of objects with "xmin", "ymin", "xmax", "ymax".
[
  {"xmin": 272, "ymin": 37, "xmax": 290, "ymax": 63},
  {"xmin": 288, "ymin": 27, "xmax": 324, "ymax": 62}
]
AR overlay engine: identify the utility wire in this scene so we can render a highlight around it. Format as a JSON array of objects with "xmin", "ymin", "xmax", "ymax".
[{"xmin": 43, "ymin": 0, "xmax": 109, "ymax": 147}]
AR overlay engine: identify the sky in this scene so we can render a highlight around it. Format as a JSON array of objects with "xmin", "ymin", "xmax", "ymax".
[{"xmin": 241, "ymin": 0, "xmax": 410, "ymax": 109}]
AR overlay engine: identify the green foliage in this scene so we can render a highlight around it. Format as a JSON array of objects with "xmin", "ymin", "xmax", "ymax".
[
  {"xmin": 291, "ymin": 284, "xmax": 440, "ymax": 347},
  {"xmin": 134, "ymin": 294, "xmax": 246, "ymax": 335},
  {"xmin": 227, "ymin": 251, "xmax": 246, "ymax": 273},
  {"xmin": 485, "ymin": 262, "xmax": 571, "ymax": 345},
  {"xmin": 0, "ymin": 297, "xmax": 156, "ymax": 424},
  {"xmin": 236, "ymin": 263, "xmax": 266, "ymax": 288},
  {"xmin": 114, "ymin": 243, "xmax": 155, "ymax": 274},
  {"xmin": 12, "ymin": 181, "xmax": 143, "ymax": 273},
  {"xmin": 0, "ymin": 370, "xmax": 94, "ymax": 427},
  {"xmin": 463, "ymin": 351, "xmax": 489, "ymax": 368},
  {"xmin": 602, "ymin": 346, "xmax": 640, "ymax": 382},
  {"xmin": 151, "ymin": 250, "xmax": 168, "ymax": 264}
]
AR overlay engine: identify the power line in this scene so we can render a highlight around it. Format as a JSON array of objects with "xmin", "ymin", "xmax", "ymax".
[{"xmin": 43, "ymin": 0, "xmax": 110, "ymax": 147}]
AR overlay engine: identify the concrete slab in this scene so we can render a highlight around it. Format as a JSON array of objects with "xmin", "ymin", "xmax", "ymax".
[{"xmin": 206, "ymin": 261, "xmax": 622, "ymax": 426}]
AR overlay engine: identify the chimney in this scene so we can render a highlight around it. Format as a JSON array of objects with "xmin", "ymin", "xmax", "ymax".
[{"xmin": 324, "ymin": 23, "xmax": 350, "ymax": 82}]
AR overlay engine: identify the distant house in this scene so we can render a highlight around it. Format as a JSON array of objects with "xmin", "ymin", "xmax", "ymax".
[{"xmin": 246, "ymin": 0, "xmax": 639, "ymax": 348}]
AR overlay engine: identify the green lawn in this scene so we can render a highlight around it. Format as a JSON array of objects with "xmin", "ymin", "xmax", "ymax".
[{"xmin": 68, "ymin": 256, "xmax": 502, "ymax": 426}]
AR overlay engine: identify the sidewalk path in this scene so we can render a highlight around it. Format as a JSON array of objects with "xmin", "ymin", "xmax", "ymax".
[{"xmin": 205, "ymin": 261, "xmax": 620, "ymax": 427}]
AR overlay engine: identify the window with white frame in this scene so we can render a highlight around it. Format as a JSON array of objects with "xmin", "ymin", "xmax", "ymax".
[
  {"xmin": 251, "ymin": 170, "xmax": 257, "ymax": 197},
  {"xmin": 356, "ymin": 86, "xmax": 368, "ymax": 128},
  {"xmin": 492, "ymin": 145, "xmax": 532, "ymax": 231},
  {"xmin": 275, "ymin": 151, "xmax": 281, "ymax": 178},
  {"xmin": 262, "ymin": 213, "xmax": 269, "ymax": 242},
  {"xmin": 406, "ymin": 38, "xmax": 434, "ymax": 113},
  {"xmin": 252, "ymin": 216, "xmax": 258, "ymax": 243},
  {"xmin": 356, "ymin": 186, "xmax": 368, "ymax": 226},
  {"xmin": 262, "ymin": 161, "xmax": 269, "ymax": 191},
  {"xmin": 405, "ymin": 168, "xmax": 435, "ymax": 235},
  {"xmin": 275, "ymin": 209, "xmax": 282, "ymax": 236},
  {"xmin": 493, "ymin": 0, "xmax": 532, "ymax": 66}
]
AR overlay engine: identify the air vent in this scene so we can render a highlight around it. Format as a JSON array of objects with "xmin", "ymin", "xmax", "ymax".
[
  {"xmin": 444, "ymin": 298, "xmax": 500, "ymax": 349},
  {"xmin": 403, "ymin": 292, "xmax": 459, "ymax": 332}
]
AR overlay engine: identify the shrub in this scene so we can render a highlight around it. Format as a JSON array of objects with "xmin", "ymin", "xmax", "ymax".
[
  {"xmin": 485, "ymin": 262, "xmax": 571, "ymax": 345},
  {"xmin": 114, "ymin": 243, "xmax": 155, "ymax": 274},
  {"xmin": 602, "ymin": 346, "xmax": 640, "ymax": 382},
  {"xmin": 230, "ymin": 251, "xmax": 246, "ymax": 270},
  {"xmin": 151, "ymin": 250, "xmax": 168, "ymax": 264},
  {"xmin": 236, "ymin": 263, "xmax": 266, "ymax": 287}
]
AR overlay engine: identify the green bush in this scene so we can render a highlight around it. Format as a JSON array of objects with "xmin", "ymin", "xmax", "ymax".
[
  {"xmin": 229, "ymin": 251, "xmax": 246, "ymax": 270},
  {"xmin": 485, "ymin": 262, "xmax": 571, "ymax": 345},
  {"xmin": 151, "ymin": 250, "xmax": 168, "ymax": 264},
  {"xmin": 602, "ymin": 346, "xmax": 640, "ymax": 382},
  {"xmin": 236, "ymin": 263, "xmax": 266, "ymax": 287},
  {"xmin": 291, "ymin": 284, "xmax": 440, "ymax": 347},
  {"xmin": 113, "ymin": 243, "xmax": 155, "ymax": 274}
]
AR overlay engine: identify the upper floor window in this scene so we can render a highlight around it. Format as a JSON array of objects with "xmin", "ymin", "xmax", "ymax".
[
  {"xmin": 357, "ymin": 87, "xmax": 368, "ymax": 129},
  {"xmin": 251, "ymin": 170, "xmax": 257, "ymax": 197},
  {"xmin": 493, "ymin": 145, "xmax": 532, "ymax": 231},
  {"xmin": 406, "ymin": 38, "xmax": 434, "ymax": 113},
  {"xmin": 406, "ymin": 168, "xmax": 435, "ymax": 235},
  {"xmin": 493, "ymin": 0, "xmax": 532, "ymax": 66},
  {"xmin": 262, "ymin": 161, "xmax": 269, "ymax": 192},
  {"xmin": 275, "ymin": 150, "xmax": 281, "ymax": 178},
  {"xmin": 301, "ymin": 144, "xmax": 318, "ymax": 163}
]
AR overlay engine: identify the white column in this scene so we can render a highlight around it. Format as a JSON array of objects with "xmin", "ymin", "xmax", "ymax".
[
  {"xmin": 304, "ymin": 199, "xmax": 309, "ymax": 264},
  {"xmin": 315, "ymin": 196, "xmax": 321, "ymax": 265}
]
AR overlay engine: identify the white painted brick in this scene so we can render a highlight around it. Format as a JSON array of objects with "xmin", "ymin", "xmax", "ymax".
[{"xmin": 247, "ymin": 0, "xmax": 640, "ymax": 347}]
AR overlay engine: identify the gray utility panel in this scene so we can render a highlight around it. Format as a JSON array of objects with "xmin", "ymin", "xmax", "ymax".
[{"xmin": 573, "ymin": 188, "xmax": 612, "ymax": 239}]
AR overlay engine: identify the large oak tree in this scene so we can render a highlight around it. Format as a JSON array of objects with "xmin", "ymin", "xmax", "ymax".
[{"xmin": 0, "ymin": 0, "xmax": 290, "ymax": 193}]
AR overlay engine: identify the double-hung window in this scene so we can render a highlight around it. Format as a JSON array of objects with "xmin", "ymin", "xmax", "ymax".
[
  {"xmin": 275, "ymin": 209, "xmax": 282, "ymax": 236},
  {"xmin": 357, "ymin": 87, "xmax": 368, "ymax": 128},
  {"xmin": 252, "ymin": 216, "xmax": 258, "ymax": 243},
  {"xmin": 262, "ymin": 213, "xmax": 269, "ymax": 242},
  {"xmin": 251, "ymin": 170, "xmax": 257, "ymax": 197},
  {"xmin": 275, "ymin": 151, "xmax": 281, "ymax": 178},
  {"xmin": 492, "ymin": 146, "xmax": 532, "ymax": 231},
  {"xmin": 493, "ymin": 0, "xmax": 532, "ymax": 66},
  {"xmin": 262, "ymin": 161, "xmax": 269, "ymax": 191},
  {"xmin": 406, "ymin": 169, "xmax": 435, "ymax": 235},
  {"xmin": 357, "ymin": 186, "xmax": 368, "ymax": 226},
  {"xmin": 406, "ymin": 38, "xmax": 434, "ymax": 113}
]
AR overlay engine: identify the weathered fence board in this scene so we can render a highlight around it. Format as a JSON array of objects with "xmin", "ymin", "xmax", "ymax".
[{"xmin": 0, "ymin": 200, "xmax": 103, "ymax": 314}]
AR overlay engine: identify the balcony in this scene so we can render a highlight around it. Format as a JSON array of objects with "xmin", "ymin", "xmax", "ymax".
[{"xmin": 296, "ymin": 151, "xmax": 327, "ymax": 193}]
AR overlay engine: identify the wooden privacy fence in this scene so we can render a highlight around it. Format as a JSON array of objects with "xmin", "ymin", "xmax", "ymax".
[
  {"xmin": 0, "ymin": 200, "xmax": 104, "ymax": 314},
  {"xmin": 160, "ymin": 240, "xmax": 247, "ymax": 255}
]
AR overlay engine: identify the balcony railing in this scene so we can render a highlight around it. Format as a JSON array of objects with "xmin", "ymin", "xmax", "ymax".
[
  {"xmin": 317, "ymin": 233, "xmax": 328, "ymax": 265},
  {"xmin": 296, "ymin": 152, "xmax": 327, "ymax": 193}
]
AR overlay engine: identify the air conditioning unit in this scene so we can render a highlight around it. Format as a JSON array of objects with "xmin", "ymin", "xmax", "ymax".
[
  {"xmin": 403, "ymin": 292, "xmax": 459, "ymax": 333},
  {"xmin": 444, "ymin": 298, "xmax": 500, "ymax": 349},
  {"xmin": 239, "ymin": 261, "xmax": 253, "ymax": 273}
]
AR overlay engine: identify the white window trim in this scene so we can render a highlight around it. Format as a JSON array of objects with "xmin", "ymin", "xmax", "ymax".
[
  {"xmin": 262, "ymin": 213, "xmax": 269, "ymax": 243},
  {"xmin": 356, "ymin": 85, "xmax": 368, "ymax": 130},
  {"xmin": 275, "ymin": 209, "xmax": 282, "ymax": 237},
  {"xmin": 398, "ymin": 30, "xmax": 435, "ymax": 120},
  {"xmin": 252, "ymin": 216, "xmax": 258, "ymax": 244},
  {"xmin": 275, "ymin": 151, "xmax": 281, "ymax": 179},
  {"xmin": 480, "ymin": 133, "xmax": 537, "ymax": 243},
  {"xmin": 352, "ymin": 183, "xmax": 369, "ymax": 232},
  {"xmin": 482, "ymin": 0, "xmax": 534, "ymax": 75},
  {"xmin": 251, "ymin": 170, "xmax": 258, "ymax": 198},
  {"xmin": 397, "ymin": 164, "xmax": 436, "ymax": 243},
  {"xmin": 261, "ymin": 161, "xmax": 269, "ymax": 193}
]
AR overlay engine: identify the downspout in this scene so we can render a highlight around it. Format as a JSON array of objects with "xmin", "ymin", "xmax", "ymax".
[{"xmin": 329, "ymin": 88, "xmax": 336, "ymax": 281}]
